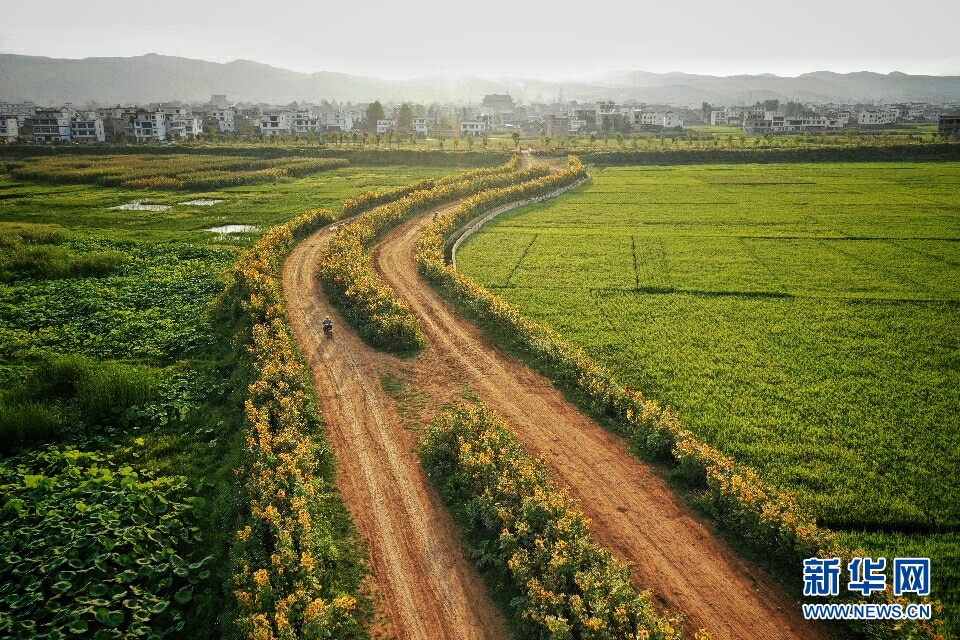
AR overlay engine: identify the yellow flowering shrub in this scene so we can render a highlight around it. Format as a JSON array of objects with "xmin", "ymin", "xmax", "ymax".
[
  {"xmin": 227, "ymin": 206, "xmax": 371, "ymax": 639},
  {"xmin": 421, "ymin": 403, "xmax": 684, "ymax": 640}
]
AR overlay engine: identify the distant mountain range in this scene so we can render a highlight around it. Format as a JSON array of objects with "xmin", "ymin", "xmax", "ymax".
[{"xmin": 3, "ymin": 53, "xmax": 960, "ymax": 106}]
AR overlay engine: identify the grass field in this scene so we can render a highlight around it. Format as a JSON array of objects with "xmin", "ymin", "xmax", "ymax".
[
  {"xmin": 456, "ymin": 162, "xmax": 960, "ymax": 629},
  {"xmin": 0, "ymin": 160, "xmax": 457, "ymax": 638}
]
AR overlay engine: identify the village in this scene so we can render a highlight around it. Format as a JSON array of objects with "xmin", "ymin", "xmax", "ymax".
[{"xmin": 1, "ymin": 92, "xmax": 959, "ymax": 144}]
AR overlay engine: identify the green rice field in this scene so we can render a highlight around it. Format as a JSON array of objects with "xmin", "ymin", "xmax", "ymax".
[{"xmin": 457, "ymin": 162, "xmax": 960, "ymax": 629}]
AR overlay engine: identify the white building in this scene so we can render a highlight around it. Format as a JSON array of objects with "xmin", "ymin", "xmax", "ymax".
[
  {"xmin": 260, "ymin": 112, "xmax": 295, "ymax": 136},
  {"xmin": 661, "ymin": 112, "xmax": 683, "ymax": 129},
  {"xmin": 70, "ymin": 116, "xmax": 105, "ymax": 142},
  {"xmin": 0, "ymin": 102, "xmax": 37, "ymax": 116},
  {"xmin": 596, "ymin": 101, "xmax": 620, "ymax": 127},
  {"xmin": 211, "ymin": 94, "xmax": 230, "ymax": 109},
  {"xmin": 376, "ymin": 119, "xmax": 397, "ymax": 134},
  {"xmin": 294, "ymin": 110, "xmax": 323, "ymax": 136},
  {"xmin": 210, "ymin": 109, "xmax": 235, "ymax": 133},
  {"xmin": 326, "ymin": 110, "xmax": 355, "ymax": 132},
  {"xmin": 166, "ymin": 115, "xmax": 202, "ymax": 140},
  {"xmin": 460, "ymin": 120, "xmax": 488, "ymax": 137},
  {"xmin": 133, "ymin": 112, "xmax": 167, "ymax": 142},
  {"xmin": 635, "ymin": 109, "xmax": 661, "ymax": 127},
  {"xmin": 858, "ymin": 110, "xmax": 896, "ymax": 125},
  {"xmin": 710, "ymin": 110, "xmax": 729, "ymax": 126},
  {"xmin": 413, "ymin": 117, "xmax": 430, "ymax": 136},
  {"xmin": 0, "ymin": 117, "xmax": 19, "ymax": 142}
]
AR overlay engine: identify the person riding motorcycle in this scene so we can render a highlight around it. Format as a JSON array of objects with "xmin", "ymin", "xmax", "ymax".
[{"xmin": 322, "ymin": 316, "xmax": 333, "ymax": 336}]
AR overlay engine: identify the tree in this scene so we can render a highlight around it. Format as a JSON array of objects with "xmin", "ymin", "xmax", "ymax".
[
  {"xmin": 615, "ymin": 131, "xmax": 624, "ymax": 149},
  {"xmin": 397, "ymin": 103, "xmax": 414, "ymax": 133},
  {"xmin": 438, "ymin": 134, "xmax": 446, "ymax": 150},
  {"xmin": 701, "ymin": 102, "xmax": 713, "ymax": 120},
  {"xmin": 366, "ymin": 101, "xmax": 386, "ymax": 132},
  {"xmin": 511, "ymin": 131, "xmax": 521, "ymax": 149},
  {"xmin": 466, "ymin": 135, "xmax": 475, "ymax": 150}
]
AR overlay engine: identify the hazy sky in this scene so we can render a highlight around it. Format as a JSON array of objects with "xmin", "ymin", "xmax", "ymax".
[{"xmin": 1, "ymin": 0, "xmax": 958, "ymax": 79}]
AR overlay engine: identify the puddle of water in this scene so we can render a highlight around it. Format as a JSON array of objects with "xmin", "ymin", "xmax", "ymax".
[
  {"xmin": 182, "ymin": 199, "xmax": 225, "ymax": 206},
  {"xmin": 207, "ymin": 224, "xmax": 259, "ymax": 234},
  {"xmin": 109, "ymin": 200, "xmax": 172, "ymax": 211}
]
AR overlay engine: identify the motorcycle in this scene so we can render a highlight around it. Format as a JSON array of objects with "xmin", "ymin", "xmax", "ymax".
[{"xmin": 322, "ymin": 319, "xmax": 334, "ymax": 338}]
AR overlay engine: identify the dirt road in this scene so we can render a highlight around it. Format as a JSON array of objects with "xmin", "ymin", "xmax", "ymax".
[
  {"xmin": 283, "ymin": 170, "xmax": 828, "ymax": 638},
  {"xmin": 369, "ymin": 211, "xmax": 829, "ymax": 640},
  {"xmin": 284, "ymin": 224, "xmax": 511, "ymax": 640}
]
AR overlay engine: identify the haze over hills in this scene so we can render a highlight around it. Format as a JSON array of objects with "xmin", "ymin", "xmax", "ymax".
[{"xmin": 3, "ymin": 53, "xmax": 960, "ymax": 106}]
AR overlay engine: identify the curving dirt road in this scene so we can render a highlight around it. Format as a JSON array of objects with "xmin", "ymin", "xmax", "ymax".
[
  {"xmin": 283, "ymin": 222, "xmax": 511, "ymax": 640},
  {"xmin": 283, "ymin": 172, "xmax": 828, "ymax": 639},
  {"xmin": 369, "ymin": 211, "xmax": 829, "ymax": 640}
]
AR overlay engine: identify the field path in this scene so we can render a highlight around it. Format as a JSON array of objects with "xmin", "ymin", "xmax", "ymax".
[
  {"xmin": 283, "ymin": 217, "xmax": 512, "ymax": 640},
  {"xmin": 283, "ymin": 162, "xmax": 827, "ymax": 639}
]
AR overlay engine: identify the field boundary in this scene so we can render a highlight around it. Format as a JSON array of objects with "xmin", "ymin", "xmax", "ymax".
[
  {"xmin": 574, "ymin": 143, "xmax": 960, "ymax": 166},
  {"xmin": 447, "ymin": 174, "xmax": 589, "ymax": 267}
]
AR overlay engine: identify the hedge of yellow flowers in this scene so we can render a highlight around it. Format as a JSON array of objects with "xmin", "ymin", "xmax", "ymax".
[
  {"xmin": 421, "ymin": 403, "xmax": 686, "ymax": 640},
  {"xmin": 319, "ymin": 157, "xmax": 550, "ymax": 352},
  {"xmin": 228, "ymin": 207, "xmax": 371, "ymax": 640},
  {"xmin": 416, "ymin": 158, "xmax": 945, "ymax": 640}
]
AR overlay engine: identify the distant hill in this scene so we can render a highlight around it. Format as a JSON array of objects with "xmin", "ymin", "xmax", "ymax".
[{"xmin": 2, "ymin": 53, "xmax": 960, "ymax": 106}]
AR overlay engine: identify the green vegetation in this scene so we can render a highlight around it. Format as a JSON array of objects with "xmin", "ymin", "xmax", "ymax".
[
  {"xmin": 0, "ymin": 446, "xmax": 210, "ymax": 639},
  {"xmin": 0, "ymin": 156, "xmax": 465, "ymax": 638},
  {"xmin": 456, "ymin": 162, "xmax": 960, "ymax": 634},
  {"xmin": 421, "ymin": 403, "xmax": 684, "ymax": 640},
  {"xmin": 7, "ymin": 154, "xmax": 348, "ymax": 189}
]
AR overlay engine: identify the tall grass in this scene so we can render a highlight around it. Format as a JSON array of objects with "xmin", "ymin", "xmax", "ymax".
[{"xmin": 0, "ymin": 353, "xmax": 164, "ymax": 453}]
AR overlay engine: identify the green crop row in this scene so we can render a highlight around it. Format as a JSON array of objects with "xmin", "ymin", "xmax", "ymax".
[
  {"xmin": 8, "ymin": 155, "xmax": 349, "ymax": 190},
  {"xmin": 227, "ymin": 208, "xmax": 372, "ymax": 640},
  {"xmin": 319, "ymin": 158, "xmax": 550, "ymax": 352},
  {"xmin": 339, "ymin": 156, "xmax": 524, "ymax": 216},
  {"xmin": 421, "ymin": 403, "xmax": 686, "ymax": 640},
  {"xmin": 415, "ymin": 159, "xmax": 946, "ymax": 639},
  {"xmin": 0, "ymin": 446, "xmax": 211, "ymax": 638}
]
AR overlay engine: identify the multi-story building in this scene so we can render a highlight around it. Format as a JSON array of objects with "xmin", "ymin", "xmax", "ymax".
[
  {"xmin": 412, "ymin": 117, "xmax": 430, "ymax": 136},
  {"xmin": 0, "ymin": 117, "xmax": 19, "ymax": 143},
  {"xmin": 710, "ymin": 110, "xmax": 729, "ymax": 126},
  {"xmin": 70, "ymin": 116, "xmax": 105, "ymax": 142},
  {"xmin": 858, "ymin": 110, "xmax": 896, "ymax": 125},
  {"xmin": 30, "ymin": 109, "xmax": 73, "ymax": 142},
  {"xmin": 376, "ymin": 119, "xmax": 397, "ymax": 134},
  {"xmin": 210, "ymin": 108, "xmax": 235, "ymax": 133},
  {"xmin": 544, "ymin": 115, "xmax": 571, "ymax": 139},
  {"xmin": 596, "ymin": 101, "xmax": 620, "ymax": 127},
  {"xmin": 661, "ymin": 112, "xmax": 683, "ymax": 129},
  {"xmin": 0, "ymin": 102, "xmax": 37, "ymax": 116},
  {"xmin": 326, "ymin": 109, "xmax": 356, "ymax": 132},
  {"xmin": 260, "ymin": 112, "xmax": 294, "ymax": 136},
  {"xmin": 480, "ymin": 94, "xmax": 515, "ymax": 128},
  {"xmin": 293, "ymin": 110, "xmax": 323, "ymax": 136},
  {"xmin": 938, "ymin": 114, "xmax": 960, "ymax": 140},
  {"xmin": 460, "ymin": 120, "xmax": 488, "ymax": 137},
  {"xmin": 165, "ymin": 114, "xmax": 202, "ymax": 140},
  {"xmin": 133, "ymin": 111, "xmax": 167, "ymax": 142}
]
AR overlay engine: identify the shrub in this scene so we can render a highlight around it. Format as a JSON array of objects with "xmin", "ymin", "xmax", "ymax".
[{"xmin": 422, "ymin": 404, "xmax": 684, "ymax": 640}]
